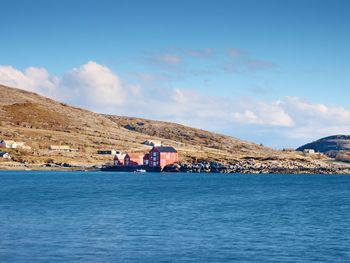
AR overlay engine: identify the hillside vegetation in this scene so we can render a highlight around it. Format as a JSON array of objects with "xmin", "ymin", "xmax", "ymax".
[{"xmin": 0, "ymin": 84, "xmax": 330, "ymax": 168}]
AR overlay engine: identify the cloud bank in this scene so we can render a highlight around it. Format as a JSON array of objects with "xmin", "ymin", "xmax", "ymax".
[{"xmin": 0, "ymin": 61, "xmax": 349, "ymax": 148}]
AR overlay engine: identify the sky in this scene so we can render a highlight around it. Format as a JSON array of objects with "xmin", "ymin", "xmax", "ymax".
[{"xmin": 0, "ymin": 0, "xmax": 349, "ymax": 148}]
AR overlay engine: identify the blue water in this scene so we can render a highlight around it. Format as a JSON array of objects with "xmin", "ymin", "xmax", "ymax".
[{"xmin": 0, "ymin": 171, "xmax": 350, "ymax": 262}]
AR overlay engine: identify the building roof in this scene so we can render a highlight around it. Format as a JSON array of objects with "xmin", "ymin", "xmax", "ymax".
[
  {"xmin": 114, "ymin": 153, "xmax": 126, "ymax": 160},
  {"xmin": 152, "ymin": 146, "xmax": 177, "ymax": 153},
  {"xmin": 1, "ymin": 140, "xmax": 15, "ymax": 144},
  {"xmin": 126, "ymin": 153, "xmax": 145, "ymax": 159},
  {"xmin": 49, "ymin": 145, "xmax": 71, "ymax": 150}
]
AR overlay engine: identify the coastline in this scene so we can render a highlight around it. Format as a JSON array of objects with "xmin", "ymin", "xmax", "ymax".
[
  {"xmin": 1, "ymin": 161, "xmax": 350, "ymax": 174},
  {"xmin": 0, "ymin": 163, "xmax": 99, "ymax": 172}
]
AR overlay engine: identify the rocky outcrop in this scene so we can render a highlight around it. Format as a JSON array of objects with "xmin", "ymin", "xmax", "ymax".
[{"xmin": 163, "ymin": 160, "xmax": 350, "ymax": 174}]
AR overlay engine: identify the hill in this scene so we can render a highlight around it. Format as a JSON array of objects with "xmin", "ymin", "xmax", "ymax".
[
  {"xmin": 0, "ymin": 84, "xmax": 343, "ymax": 172},
  {"xmin": 297, "ymin": 135, "xmax": 350, "ymax": 161}
]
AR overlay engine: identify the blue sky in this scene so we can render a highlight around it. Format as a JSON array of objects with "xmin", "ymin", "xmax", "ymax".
[{"xmin": 0, "ymin": 0, "xmax": 350, "ymax": 148}]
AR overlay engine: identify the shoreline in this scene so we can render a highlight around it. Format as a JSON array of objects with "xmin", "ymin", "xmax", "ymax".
[
  {"xmin": 2, "ymin": 158, "xmax": 350, "ymax": 174},
  {"xmin": 0, "ymin": 164, "xmax": 99, "ymax": 172},
  {"xmin": 1, "ymin": 165, "xmax": 349, "ymax": 174}
]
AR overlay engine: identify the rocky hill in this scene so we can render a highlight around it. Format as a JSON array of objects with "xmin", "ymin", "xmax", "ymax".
[
  {"xmin": 0, "ymin": 84, "xmax": 347, "ymax": 173},
  {"xmin": 297, "ymin": 135, "xmax": 350, "ymax": 161}
]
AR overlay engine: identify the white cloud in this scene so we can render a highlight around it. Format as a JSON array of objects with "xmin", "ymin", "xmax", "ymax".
[
  {"xmin": 232, "ymin": 102, "xmax": 295, "ymax": 127},
  {"xmin": 0, "ymin": 62, "xmax": 127, "ymax": 112},
  {"xmin": 280, "ymin": 97, "xmax": 350, "ymax": 140},
  {"xmin": 284, "ymin": 96, "xmax": 350, "ymax": 124},
  {"xmin": 118, "ymin": 87, "xmax": 295, "ymax": 129},
  {"xmin": 59, "ymin": 61, "xmax": 126, "ymax": 110},
  {"xmin": 0, "ymin": 65, "xmax": 58, "ymax": 96}
]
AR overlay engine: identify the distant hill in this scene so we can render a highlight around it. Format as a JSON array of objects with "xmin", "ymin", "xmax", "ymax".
[
  {"xmin": 297, "ymin": 135, "xmax": 350, "ymax": 158},
  {"xmin": 0, "ymin": 84, "xmax": 331, "ymax": 168}
]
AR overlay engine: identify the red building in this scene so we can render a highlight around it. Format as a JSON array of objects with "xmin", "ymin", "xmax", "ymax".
[
  {"xmin": 124, "ymin": 153, "xmax": 144, "ymax": 166},
  {"xmin": 149, "ymin": 146, "xmax": 178, "ymax": 168},
  {"xmin": 113, "ymin": 153, "xmax": 126, "ymax": 166},
  {"xmin": 143, "ymin": 153, "xmax": 150, "ymax": 165}
]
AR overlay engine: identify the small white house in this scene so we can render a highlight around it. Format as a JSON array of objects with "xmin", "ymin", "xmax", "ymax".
[
  {"xmin": 304, "ymin": 149, "xmax": 316, "ymax": 154},
  {"xmin": 0, "ymin": 140, "xmax": 30, "ymax": 149}
]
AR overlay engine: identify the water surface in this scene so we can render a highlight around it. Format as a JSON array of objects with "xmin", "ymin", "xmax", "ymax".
[{"xmin": 0, "ymin": 171, "xmax": 349, "ymax": 262}]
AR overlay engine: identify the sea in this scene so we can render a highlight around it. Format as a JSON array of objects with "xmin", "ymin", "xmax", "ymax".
[{"xmin": 0, "ymin": 171, "xmax": 349, "ymax": 262}]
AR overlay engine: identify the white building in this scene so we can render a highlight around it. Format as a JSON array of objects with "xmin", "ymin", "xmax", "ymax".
[
  {"xmin": 303, "ymin": 149, "xmax": 316, "ymax": 154},
  {"xmin": 49, "ymin": 145, "xmax": 71, "ymax": 152},
  {"xmin": 0, "ymin": 140, "xmax": 15, "ymax": 148},
  {"xmin": 0, "ymin": 140, "xmax": 27, "ymax": 149}
]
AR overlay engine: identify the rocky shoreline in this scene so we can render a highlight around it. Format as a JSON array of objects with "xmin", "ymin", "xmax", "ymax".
[
  {"xmin": 0, "ymin": 161, "xmax": 99, "ymax": 171},
  {"xmin": 1, "ymin": 159, "xmax": 350, "ymax": 174},
  {"xmin": 163, "ymin": 160, "xmax": 350, "ymax": 174}
]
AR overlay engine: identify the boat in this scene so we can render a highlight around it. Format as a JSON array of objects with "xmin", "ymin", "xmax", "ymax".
[{"xmin": 134, "ymin": 169, "xmax": 147, "ymax": 173}]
